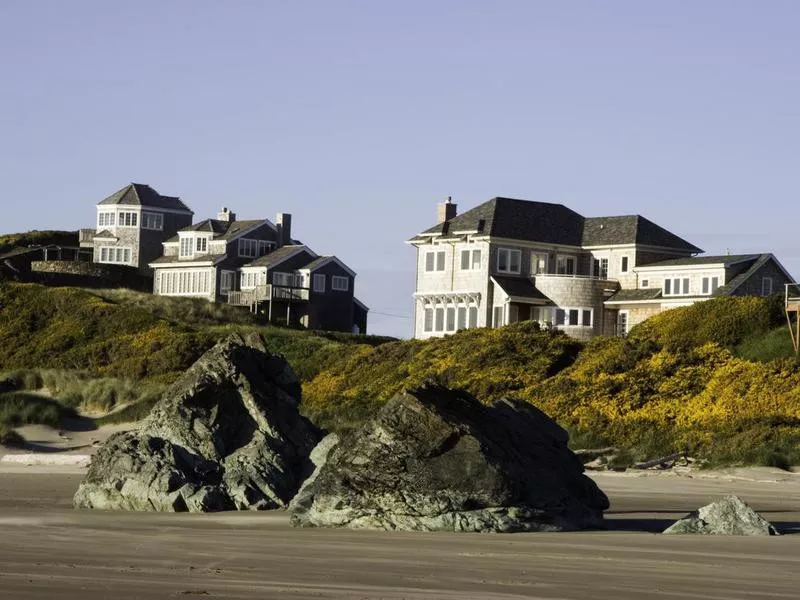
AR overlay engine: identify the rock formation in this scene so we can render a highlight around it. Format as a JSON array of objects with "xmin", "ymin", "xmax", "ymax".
[
  {"xmin": 74, "ymin": 333, "xmax": 320, "ymax": 512},
  {"xmin": 663, "ymin": 495, "xmax": 780, "ymax": 535},
  {"xmin": 289, "ymin": 384, "xmax": 609, "ymax": 532}
]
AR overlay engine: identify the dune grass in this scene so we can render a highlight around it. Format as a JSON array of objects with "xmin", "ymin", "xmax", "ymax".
[{"xmin": 0, "ymin": 391, "xmax": 77, "ymax": 428}]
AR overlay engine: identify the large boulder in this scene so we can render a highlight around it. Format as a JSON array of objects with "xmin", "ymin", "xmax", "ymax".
[
  {"xmin": 663, "ymin": 495, "xmax": 780, "ymax": 535},
  {"xmin": 74, "ymin": 333, "xmax": 320, "ymax": 512},
  {"xmin": 289, "ymin": 384, "xmax": 609, "ymax": 532}
]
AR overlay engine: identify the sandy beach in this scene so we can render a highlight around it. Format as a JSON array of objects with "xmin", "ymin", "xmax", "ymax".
[{"xmin": 0, "ymin": 441, "xmax": 798, "ymax": 600}]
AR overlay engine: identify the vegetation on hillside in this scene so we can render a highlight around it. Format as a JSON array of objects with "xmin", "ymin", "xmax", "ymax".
[
  {"xmin": 0, "ymin": 230, "xmax": 78, "ymax": 256},
  {"xmin": 1, "ymin": 279, "xmax": 798, "ymax": 468}
]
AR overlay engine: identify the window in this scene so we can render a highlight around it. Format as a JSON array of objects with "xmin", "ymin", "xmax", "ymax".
[
  {"xmin": 457, "ymin": 307, "xmax": 467, "ymax": 330},
  {"xmin": 118, "ymin": 211, "xmax": 138, "ymax": 227},
  {"xmin": 556, "ymin": 255, "xmax": 576, "ymax": 275},
  {"xmin": 196, "ymin": 237, "xmax": 208, "ymax": 253},
  {"xmin": 141, "ymin": 212, "xmax": 163, "ymax": 230},
  {"xmin": 554, "ymin": 307, "xmax": 593, "ymax": 326},
  {"xmin": 641, "ymin": 279, "xmax": 649, "ymax": 288},
  {"xmin": 446, "ymin": 307, "xmax": 456, "ymax": 331},
  {"xmin": 179, "ymin": 237, "xmax": 193, "ymax": 257},
  {"xmin": 220, "ymin": 271, "xmax": 234, "ymax": 291},
  {"xmin": 424, "ymin": 308, "xmax": 434, "ymax": 332},
  {"xmin": 532, "ymin": 253, "xmax": 548, "ymax": 275},
  {"xmin": 98, "ymin": 212, "xmax": 115, "ymax": 227},
  {"xmin": 332, "ymin": 276, "xmax": 349, "ymax": 291},
  {"xmin": 98, "ymin": 246, "xmax": 131, "ymax": 264},
  {"xmin": 460, "ymin": 249, "xmax": 481, "ymax": 270},
  {"xmin": 425, "ymin": 251, "xmax": 446, "ymax": 272},
  {"xmin": 701, "ymin": 276, "xmax": 719, "ymax": 295},
  {"xmin": 435, "ymin": 308, "xmax": 444, "ymax": 331},
  {"xmin": 497, "ymin": 248, "xmax": 521, "ymax": 274},
  {"xmin": 618, "ymin": 311, "xmax": 629, "ymax": 336},
  {"xmin": 621, "ymin": 256, "xmax": 629, "ymax": 273},
  {"xmin": 493, "ymin": 306, "xmax": 504, "ymax": 327},
  {"xmin": 239, "ymin": 239, "xmax": 270, "ymax": 258},
  {"xmin": 592, "ymin": 258, "xmax": 608, "ymax": 279},
  {"xmin": 468, "ymin": 306, "xmax": 478, "ymax": 328},
  {"xmin": 158, "ymin": 270, "xmax": 211, "ymax": 295},
  {"xmin": 762, "ymin": 277, "xmax": 773, "ymax": 296},
  {"xmin": 664, "ymin": 277, "xmax": 690, "ymax": 296},
  {"xmin": 313, "ymin": 274, "xmax": 326, "ymax": 293}
]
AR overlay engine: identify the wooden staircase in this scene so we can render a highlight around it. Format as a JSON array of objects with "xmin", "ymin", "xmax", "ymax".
[{"xmin": 785, "ymin": 284, "xmax": 800, "ymax": 354}]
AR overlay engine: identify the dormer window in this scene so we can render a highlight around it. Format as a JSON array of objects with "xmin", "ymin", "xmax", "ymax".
[
  {"xmin": 196, "ymin": 237, "xmax": 208, "ymax": 253},
  {"xmin": 179, "ymin": 237, "xmax": 193, "ymax": 257}
]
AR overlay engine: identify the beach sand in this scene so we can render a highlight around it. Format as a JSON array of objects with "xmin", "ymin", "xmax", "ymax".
[{"xmin": 0, "ymin": 430, "xmax": 799, "ymax": 599}]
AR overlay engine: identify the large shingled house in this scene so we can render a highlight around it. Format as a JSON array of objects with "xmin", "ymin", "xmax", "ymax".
[{"xmin": 408, "ymin": 197, "xmax": 794, "ymax": 340}]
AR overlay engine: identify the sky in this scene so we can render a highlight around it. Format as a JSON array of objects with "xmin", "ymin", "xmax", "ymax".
[{"xmin": 1, "ymin": 1, "xmax": 799, "ymax": 337}]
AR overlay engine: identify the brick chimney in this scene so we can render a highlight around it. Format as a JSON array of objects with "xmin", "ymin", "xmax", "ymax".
[
  {"xmin": 275, "ymin": 213, "xmax": 292, "ymax": 247},
  {"xmin": 437, "ymin": 196, "xmax": 457, "ymax": 223},
  {"xmin": 217, "ymin": 207, "xmax": 236, "ymax": 222}
]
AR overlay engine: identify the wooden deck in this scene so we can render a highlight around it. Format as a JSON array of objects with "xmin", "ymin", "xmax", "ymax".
[{"xmin": 784, "ymin": 284, "xmax": 800, "ymax": 353}]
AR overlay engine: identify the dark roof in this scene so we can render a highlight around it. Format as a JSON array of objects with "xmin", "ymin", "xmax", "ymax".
[
  {"xmin": 492, "ymin": 276, "xmax": 551, "ymax": 302},
  {"xmin": 583, "ymin": 215, "xmax": 702, "ymax": 253},
  {"xmin": 98, "ymin": 183, "xmax": 192, "ymax": 212},
  {"xmin": 244, "ymin": 245, "xmax": 312, "ymax": 268},
  {"xmin": 412, "ymin": 197, "xmax": 702, "ymax": 253},
  {"xmin": 181, "ymin": 219, "xmax": 267, "ymax": 241},
  {"xmin": 302, "ymin": 256, "xmax": 331, "ymax": 271},
  {"xmin": 418, "ymin": 197, "xmax": 585, "ymax": 246},
  {"xmin": 150, "ymin": 254, "xmax": 220, "ymax": 265},
  {"xmin": 93, "ymin": 229, "xmax": 117, "ymax": 239},
  {"xmin": 606, "ymin": 289, "xmax": 663, "ymax": 302},
  {"xmin": 639, "ymin": 254, "xmax": 759, "ymax": 268},
  {"xmin": 715, "ymin": 254, "xmax": 775, "ymax": 295}
]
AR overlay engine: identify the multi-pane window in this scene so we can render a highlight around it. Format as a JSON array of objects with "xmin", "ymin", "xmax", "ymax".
[
  {"xmin": 332, "ymin": 276, "xmax": 349, "ymax": 291},
  {"xmin": 497, "ymin": 248, "xmax": 521, "ymax": 274},
  {"xmin": 141, "ymin": 212, "xmax": 163, "ymax": 230},
  {"xmin": 158, "ymin": 270, "xmax": 211, "ymax": 295},
  {"xmin": 532, "ymin": 253, "xmax": 548, "ymax": 275},
  {"xmin": 179, "ymin": 237, "xmax": 193, "ymax": 257},
  {"xmin": 460, "ymin": 249, "xmax": 481, "ymax": 270},
  {"xmin": 313, "ymin": 274, "xmax": 326, "ymax": 293},
  {"xmin": 423, "ymin": 303, "xmax": 480, "ymax": 334},
  {"xmin": 238, "ymin": 239, "xmax": 270, "ymax": 258},
  {"xmin": 118, "ymin": 211, "xmax": 138, "ymax": 227},
  {"xmin": 196, "ymin": 237, "xmax": 208, "ymax": 253},
  {"xmin": 220, "ymin": 271, "xmax": 234, "ymax": 291},
  {"xmin": 98, "ymin": 246, "xmax": 131, "ymax": 264},
  {"xmin": 664, "ymin": 277, "xmax": 690, "ymax": 296},
  {"xmin": 554, "ymin": 307, "xmax": 593, "ymax": 326},
  {"xmin": 556, "ymin": 255, "xmax": 576, "ymax": 275},
  {"xmin": 593, "ymin": 258, "xmax": 609, "ymax": 279},
  {"xmin": 701, "ymin": 276, "xmax": 719, "ymax": 295},
  {"xmin": 98, "ymin": 212, "xmax": 116, "ymax": 227},
  {"xmin": 425, "ymin": 251, "xmax": 446, "ymax": 272}
]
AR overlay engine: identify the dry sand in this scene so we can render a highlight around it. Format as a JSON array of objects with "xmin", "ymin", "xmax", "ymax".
[{"xmin": 0, "ymin": 428, "xmax": 799, "ymax": 599}]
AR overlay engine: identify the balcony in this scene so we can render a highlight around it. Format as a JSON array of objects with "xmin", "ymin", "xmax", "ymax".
[
  {"xmin": 227, "ymin": 284, "xmax": 309, "ymax": 307},
  {"xmin": 79, "ymin": 229, "xmax": 96, "ymax": 247}
]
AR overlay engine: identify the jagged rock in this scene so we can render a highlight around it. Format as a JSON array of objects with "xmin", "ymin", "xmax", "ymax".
[
  {"xmin": 74, "ymin": 333, "xmax": 320, "ymax": 512},
  {"xmin": 663, "ymin": 495, "xmax": 780, "ymax": 535},
  {"xmin": 289, "ymin": 384, "xmax": 609, "ymax": 532}
]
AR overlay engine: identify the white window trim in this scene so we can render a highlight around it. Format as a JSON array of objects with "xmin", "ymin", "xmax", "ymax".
[
  {"xmin": 554, "ymin": 306, "xmax": 594, "ymax": 327},
  {"xmin": 497, "ymin": 248, "xmax": 521, "ymax": 274},
  {"xmin": 762, "ymin": 277, "xmax": 773, "ymax": 296},
  {"xmin": 620, "ymin": 255, "xmax": 630, "ymax": 273},
  {"xmin": 663, "ymin": 277, "xmax": 691, "ymax": 297},
  {"xmin": 141, "ymin": 211, "xmax": 164, "ymax": 231},
  {"xmin": 555, "ymin": 254, "xmax": 576, "ymax": 275},
  {"xmin": 332, "ymin": 275, "xmax": 349, "ymax": 291},
  {"xmin": 97, "ymin": 246, "xmax": 132, "ymax": 264},
  {"xmin": 459, "ymin": 248, "xmax": 481, "ymax": 271},
  {"xmin": 157, "ymin": 269, "xmax": 212, "ymax": 296},
  {"xmin": 313, "ymin": 273, "xmax": 326, "ymax": 293}
]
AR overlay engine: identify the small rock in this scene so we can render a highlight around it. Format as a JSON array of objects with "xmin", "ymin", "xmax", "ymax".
[{"xmin": 663, "ymin": 494, "xmax": 780, "ymax": 536}]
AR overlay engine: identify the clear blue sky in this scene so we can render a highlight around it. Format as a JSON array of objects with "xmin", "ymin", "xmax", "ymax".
[{"xmin": 2, "ymin": 1, "xmax": 799, "ymax": 337}]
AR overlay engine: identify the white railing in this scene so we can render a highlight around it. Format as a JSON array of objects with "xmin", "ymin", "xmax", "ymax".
[
  {"xmin": 785, "ymin": 283, "xmax": 800, "ymax": 306},
  {"xmin": 227, "ymin": 284, "xmax": 309, "ymax": 306},
  {"xmin": 534, "ymin": 273, "xmax": 617, "ymax": 282}
]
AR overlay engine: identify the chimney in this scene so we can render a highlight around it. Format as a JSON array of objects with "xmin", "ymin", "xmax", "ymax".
[
  {"xmin": 275, "ymin": 212, "xmax": 292, "ymax": 247},
  {"xmin": 437, "ymin": 196, "xmax": 457, "ymax": 223},
  {"xmin": 217, "ymin": 207, "xmax": 236, "ymax": 222}
]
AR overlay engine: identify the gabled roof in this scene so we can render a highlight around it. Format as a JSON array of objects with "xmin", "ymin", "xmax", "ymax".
[
  {"xmin": 243, "ymin": 244, "xmax": 314, "ymax": 269},
  {"xmin": 299, "ymin": 255, "xmax": 357, "ymax": 278},
  {"xmin": 717, "ymin": 254, "xmax": 795, "ymax": 295},
  {"xmin": 583, "ymin": 215, "xmax": 702, "ymax": 253},
  {"xmin": 606, "ymin": 288, "xmax": 663, "ymax": 303},
  {"xmin": 414, "ymin": 197, "xmax": 585, "ymax": 246},
  {"xmin": 178, "ymin": 219, "xmax": 268, "ymax": 242},
  {"xmin": 98, "ymin": 183, "xmax": 192, "ymax": 212},
  {"xmin": 93, "ymin": 229, "xmax": 117, "ymax": 239},
  {"xmin": 637, "ymin": 254, "xmax": 759, "ymax": 268}
]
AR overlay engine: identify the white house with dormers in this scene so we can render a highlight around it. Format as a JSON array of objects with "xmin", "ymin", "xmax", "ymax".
[
  {"xmin": 409, "ymin": 197, "xmax": 794, "ymax": 340},
  {"xmin": 79, "ymin": 183, "xmax": 194, "ymax": 272}
]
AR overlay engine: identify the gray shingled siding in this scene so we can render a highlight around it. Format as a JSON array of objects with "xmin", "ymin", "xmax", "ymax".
[
  {"xmin": 729, "ymin": 260, "xmax": 791, "ymax": 297},
  {"xmin": 306, "ymin": 262, "xmax": 355, "ymax": 332}
]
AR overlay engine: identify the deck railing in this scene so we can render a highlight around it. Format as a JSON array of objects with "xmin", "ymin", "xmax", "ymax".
[{"xmin": 227, "ymin": 284, "xmax": 309, "ymax": 306}]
